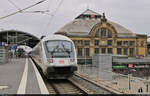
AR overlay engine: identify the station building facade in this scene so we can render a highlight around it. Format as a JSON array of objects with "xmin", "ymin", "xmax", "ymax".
[{"xmin": 55, "ymin": 9, "xmax": 147, "ymax": 62}]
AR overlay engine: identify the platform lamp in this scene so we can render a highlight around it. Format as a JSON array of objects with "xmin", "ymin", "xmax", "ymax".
[{"xmin": 128, "ymin": 64, "xmax": 133, "ymax": 90}]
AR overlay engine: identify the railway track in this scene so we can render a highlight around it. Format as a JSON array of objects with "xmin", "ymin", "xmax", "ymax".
[
  {"xmin": 31, "ymin": 58, "xmax": 91, "ymax": 94},
  {"xmin": 31, "ymin": 58, "xmax": 121, "ymax": 94},
  {"xmin": 44, "ymin": 79, "xmax": 91, "ymax": 94}
]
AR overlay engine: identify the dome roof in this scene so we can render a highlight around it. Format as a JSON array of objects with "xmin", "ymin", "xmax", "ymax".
[
  {"xmin": 56, "ymin": 9, "xmax": 136, "ymax": 37},
  {"xmin": 57, "ymin": 18, "xmax": 100, "ymax": 36}
]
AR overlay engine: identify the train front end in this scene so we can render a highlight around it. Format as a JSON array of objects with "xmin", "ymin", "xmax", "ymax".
[{"xmin": 44, "ymin": 40, "xmax": 77, "ymax": 79}]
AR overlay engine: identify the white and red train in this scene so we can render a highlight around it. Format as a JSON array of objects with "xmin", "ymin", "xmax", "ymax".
[{"xmin": 30, "ymin": 35, "xmax": 77, "ymax": 79}]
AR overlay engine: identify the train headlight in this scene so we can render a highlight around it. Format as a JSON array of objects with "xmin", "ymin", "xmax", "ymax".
[
  {"xmin": 70, "ymin": 58, "xmax": 75, "ymax": 62},
  {"xmin": 49, "ymin": 59, "xmax": 54, "ymax": 63}
]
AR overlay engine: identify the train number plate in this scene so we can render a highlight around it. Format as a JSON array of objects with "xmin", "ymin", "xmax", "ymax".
[{"xmin": 59, "ymin": 60, "xmax": 64, "ymax": 64}]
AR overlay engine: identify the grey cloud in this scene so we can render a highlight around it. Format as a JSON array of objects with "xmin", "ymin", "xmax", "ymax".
[{"xmin": 0, "ymin": 0, "xmax": 150, "ymax": 38}]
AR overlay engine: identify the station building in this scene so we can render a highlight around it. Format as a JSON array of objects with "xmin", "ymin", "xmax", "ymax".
[
  {"xmin": 0, "ymin": 30, "xmax": 40, "ymax": 59},
  {"xmin": 55, "ymin": 9, "xmax": 147, "ymax": 63},
  {"xmin": 0, "ymin": 30, "xmax": 40, "ymax": 48}
]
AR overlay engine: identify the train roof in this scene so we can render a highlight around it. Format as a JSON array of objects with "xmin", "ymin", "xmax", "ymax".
[{"xmin": 42, "ymin": 34, "xmax": 72, "ymax": 42}]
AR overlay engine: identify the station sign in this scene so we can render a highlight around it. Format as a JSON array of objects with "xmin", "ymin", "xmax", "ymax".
[{"xmin": 128, "ymin": 64, "xmax": 133, "ymax": 68}]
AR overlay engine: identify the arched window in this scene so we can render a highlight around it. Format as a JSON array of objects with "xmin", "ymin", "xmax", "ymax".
[
  {"xmin": 101, "ymin": 28, "xmax": 107, "ymax": 37},
  {"xmin": 100, "ymin": 28, "xmax": 112, "ymax": 38},
  {"xmin": 108, "ymin": 29, "xmax": 112, "ymax": 38},
  {"xmin": 95, "ymin": 29, "xmax": 99, "ymax": 37}
]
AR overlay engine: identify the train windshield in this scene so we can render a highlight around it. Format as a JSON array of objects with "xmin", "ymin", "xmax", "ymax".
[{"xmin": 45, "ymin": 40, "xmax": 74, "ymax": 58}]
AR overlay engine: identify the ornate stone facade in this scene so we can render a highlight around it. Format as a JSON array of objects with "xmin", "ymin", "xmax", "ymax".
[{"xmin": 55, "ymin": 9, "xmax": 147, "ymax": 60}]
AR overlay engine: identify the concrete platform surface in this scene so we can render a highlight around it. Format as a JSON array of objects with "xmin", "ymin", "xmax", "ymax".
[{"xmin": 0, "ymin": 58, "xmax": 48, "ymax": 94}]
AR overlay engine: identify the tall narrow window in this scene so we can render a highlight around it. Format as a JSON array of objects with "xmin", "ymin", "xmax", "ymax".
[
  {"xmin": 94, "ymin": 40, "xmax": 99, "ymax": 46},
  {"xmin": 108, "ymin": 30, "xmax": 112, "ymax": 38},
  {"xmin": 123, "ymin": 41, "xmax": 128, "ymax": 46},
  {"xmin": 129, "ymin": 48, "xmax": 134, "ymax": 56},
  {"xmin": 101, "ymin": 48, "xmax": 106, "ymax": 54},
  {"xmin": 84, "ymin": 40, "xmax": 90, "ymax": 46},
  {"xmin": 101, "ymin": 28, "xmax": 107, "ymax": 37},
  {"xmin": 130, "ymin": 41, "xmax": 135, "ymax": 46},
  {"xmin": 141, "ymin": 41, "xmax": 144, "ymax": 47},
  {"xmin": 108, "ymin": 48, "xmax": 113, "ymax": 54},
  {"xmin": 124, "ymin": 48, "xmax": 128, "ymax": 55},
  {"xmin": 95, "ymin": 29, "xmax": 99, "ymax": 37},
  {"xmin": 94, "ymin": 48, "xmax": 99, "ymax": 54},
  {"xmin": 117, "ymin": 48, "xmax": 122, "ymax": 55},
  {"xmin": 108, "ymin": 40, "xmax": 112, "ymax": 46},
  {"xmin": 84, "ymin": 48, "xmax": 90, "ymax": 56},
  {"xmin": 117, "ymin": 41, "xmax": 122, "ymax": 46},
  {"xmin": 78, "ymin": 48, "xmax": 82, "ymax": 56}
]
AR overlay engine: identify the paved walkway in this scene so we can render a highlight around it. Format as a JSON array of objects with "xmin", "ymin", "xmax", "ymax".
[
  {"xmin": 0, "ymin": 58, "xmax": 48, "ymax": 94},
  {"xmin": 106, "ymin": 73, "xmax": 150, "ymax": 94},
  {"xmin": 78, "ymin": 65, "xmax": 150, "ymax": 94}
]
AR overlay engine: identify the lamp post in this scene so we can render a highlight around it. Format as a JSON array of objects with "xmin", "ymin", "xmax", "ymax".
[
  {"xmin": 128, "ymin": 68, "xmax": 131, "ymax": 90},
  {"xmin": 146, "ymin": 65, "xmax": 149, "ymax": 92},
  {"xmin": 128, "ymin": 64, "xmax": 133, "ymax": 90}
]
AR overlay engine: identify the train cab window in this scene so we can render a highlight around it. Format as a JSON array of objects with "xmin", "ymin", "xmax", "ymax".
[{"xmin": 45, "ymin": 40, "xmax": 74, "ymax": 58}]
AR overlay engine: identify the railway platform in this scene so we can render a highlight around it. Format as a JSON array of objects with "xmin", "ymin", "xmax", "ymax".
[
  {"xmin": 0, "ymin": 58, "xmax": 48, "ymax": 94},
  {"xmin": 0, "ymin": 57, "xmax": 149, "ymax": 94}
]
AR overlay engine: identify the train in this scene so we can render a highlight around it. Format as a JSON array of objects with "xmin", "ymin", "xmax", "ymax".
[{"xmin": 30, "ymin": 34, "xmax": 78, "ymax": 79}]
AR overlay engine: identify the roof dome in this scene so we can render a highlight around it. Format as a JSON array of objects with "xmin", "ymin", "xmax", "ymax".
[{"xmin": 56, "ymin": 9, "xmax": 136, "ymax": 37}]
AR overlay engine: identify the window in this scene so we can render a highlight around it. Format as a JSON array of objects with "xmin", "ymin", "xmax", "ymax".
[
  {"xmin": 123, "ymin": 41, "xmax": 128, "ymax": 46},
  {"xmin": 46, "ymin": 40, "xmax": 73, "ymax": 58},
  {"xmin": 123, "ymin": 48, "xmax": 128, "ymax": 55},
  {"xmin": 78, "ymin": 48, "xmax": 82, "ymax": 56},
  {"xmin": 129, "ymin": 48, "xmax": 134, "ymax": 56},
  {"xmin": 84, "ymin": 48, "xmax": 90, "ymax": 56},
  {"xmin": 101, "ymin": 28, "xmax": 107, "ymax": 37},
  {"xmin": 117, "ymin": 41, "xmax": 122, "ymax": 46},
  {"xmin": 108, "ymin": 48, "xmax": 113, "ymax": 54},
  {"xmin": 78, "ymin": 40, "xmax": 83, "ymax": 44},
  {"xmin": 108, "ymin": 40, "xmax": 112, "ymax": 46},
  {"xmin": 141, "ymin": 41, "xmax": 144, "ymax": 47},
  {"xmin": 94, "ymin": 40, "xmax": 99, "ymax": 46},
  {"xmin": 94, "ymin": 48, "xmax": 99, "ymax": 54},
  {"xmin": 130, "ymin": 41, "xmax": 135, "ymax": 46},
  {"xmin": 84, "ymin": 40, "xmax": 90, "ymax": 46},
  {"xmin": 95, "ymin": 29, "xmax": 100, "ymax": 37},
  {"xmin": 117, "ymin": 48, "xmax": 122, "ymax": 55},
  {"xmin": 101, "ymin": 48, "xmax": 106, "ymax": 54},
  {"xmin": 108, "ymin": 30, "xmax": 112, "ymax": 38},
  {"xmin": 46, "ymin": 41, "xmax": 72, "ymax": 52}
]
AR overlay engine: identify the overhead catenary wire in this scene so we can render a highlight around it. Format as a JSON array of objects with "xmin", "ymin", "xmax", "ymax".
[
  {"xmin": 7, "ymin": 0, "xmax": 21, "ymax": 11},
  {"xmin": 7, "ymin": 0, "xmax": 51, "ymax": 15},
  {"xmin": 0, "ymin": 0, "xmax": 47, "ymax": 20},
  {"xmin": 21, "ymin": 10, "xmax": 51, "ymax": 15},
  {"xmin": 43, "ymin": 0, "xmax": 64, "ymax": 36}
]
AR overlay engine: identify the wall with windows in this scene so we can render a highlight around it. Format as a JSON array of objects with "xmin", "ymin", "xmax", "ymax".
[{"xmin": 69, "ymin": 21, "xmax": 147, "ymax": 59}]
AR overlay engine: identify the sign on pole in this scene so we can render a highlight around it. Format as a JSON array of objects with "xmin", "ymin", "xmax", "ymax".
[{"xmin": 128, "ymin": 64, "xmax": 133, "ymax": 68}]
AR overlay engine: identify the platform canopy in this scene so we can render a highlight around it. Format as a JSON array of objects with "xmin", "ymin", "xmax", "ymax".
[{"xmin": 0, "ymin": 30, "xmax": 40, "ymax": 48}]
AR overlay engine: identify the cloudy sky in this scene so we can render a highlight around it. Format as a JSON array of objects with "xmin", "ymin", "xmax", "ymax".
[{"xmin": 0, "ymin": 0, "xmax": 150, "ymax": 38}]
